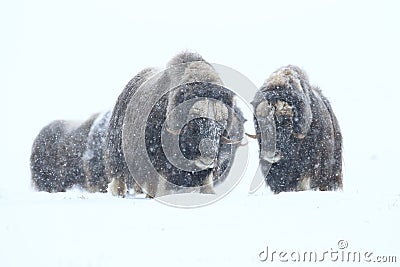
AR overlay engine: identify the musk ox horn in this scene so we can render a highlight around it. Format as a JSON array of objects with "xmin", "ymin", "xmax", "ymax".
[
  {"xmin": 252, "ymin": 98, "xmax": 280, "ymax": 164},
  {"xmin": 164, "ymin": 126, "xmax": 183, "ymax": 135},
  {"xmin": 245, "ymin": 133, "xmax": 260, "ymax": 139},
  {"xmin": 220, "ymin": 135, "xmax": 242, "ymax": 145}
]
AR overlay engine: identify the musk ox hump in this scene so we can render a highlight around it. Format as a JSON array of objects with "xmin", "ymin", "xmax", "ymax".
[
  {"xmin": 263, "ymin": 65, "xmax": 310, "ymax": 93},
  {"xmin": 259, "ymin": 65, "xmax": 313, "ymax": 138},
  {"xmin": 167, "ymin": 51, "xmax": 205, "ymax": 66}
]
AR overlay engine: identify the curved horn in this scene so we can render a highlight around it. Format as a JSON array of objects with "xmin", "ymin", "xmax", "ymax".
[
  {"xmin": 245, "ymin": 133, "xmax": 260, "ymax": 139},
  {"xmin": 165, "ymin": 126, "xmax": 182, "ymax": 135},
  {"xmin": 253, "ymin": 99, "xmax": 280, "ymax": 163},
  {"xmin": 220, "ymin": 135, "xmax": 242, "ymax": 145}
]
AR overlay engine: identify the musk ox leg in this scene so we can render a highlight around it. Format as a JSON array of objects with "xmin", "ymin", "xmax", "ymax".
[
  {"xmin": 107, "ymin": 177, "xmax": 128, "ymax": 197},
  {"xmin": 298, "ymin": 174, "xmax": 311, "ymax": 191},
  {"xmin": 131, "ymin": 180, "xmax": 143, "ymax": 195},
  {"xmin": 199, "ymin": 172, "xmax": 215, "ymax": 194},
  {"xmin": 152, "ymin": 176, "xmax": 168, "ymax": 198}
]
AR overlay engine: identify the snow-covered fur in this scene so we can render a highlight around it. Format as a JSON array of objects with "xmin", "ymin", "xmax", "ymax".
[
  {"xmin": 31, "ymin": 114, "xmax": 98, "ymax": 192},
  {"xmin": 252, "ymin": 65, "xmax": 343, "ymax": 193}
]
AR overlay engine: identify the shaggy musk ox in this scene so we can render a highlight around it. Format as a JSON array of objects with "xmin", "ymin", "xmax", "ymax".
[
  {"xmin": 252, "ymin": 65, "xmax": 342, "ymax": 193},
  {"xmin": 31, "ymin": 52, "xmax": 245, "ymax": 197},
  {"xmin": 31, "ymin": 114, "xmax": 99, "ymax": 192},
  {"xmin": 107, "ymin": 52, "xmax": 245, "ymax": 197}
]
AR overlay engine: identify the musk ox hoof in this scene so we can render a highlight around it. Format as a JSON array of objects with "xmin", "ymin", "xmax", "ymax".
[{"xmin": 107, "ymin": 178, "xmax": 127, "ymax": 197}]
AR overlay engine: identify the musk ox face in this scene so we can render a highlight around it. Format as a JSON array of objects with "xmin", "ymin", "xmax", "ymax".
[
  {"xmin": 179, "ymin": 117, "xmax": 224, "ymax": 169},
  {"xmin": 169, "ymin": 82, "xmax": 243, "ymax": 171},
  {"xmin": 145, "ymin": 81, "xmax": 245, "ymax": 191},
  {"xmin": 253, "ymin": 65, "xmax": 343, "ymax": 193}
]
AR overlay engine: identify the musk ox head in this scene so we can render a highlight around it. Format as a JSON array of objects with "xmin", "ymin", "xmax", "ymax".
[
  {"xmin": 252, "ymin": 65, "xmax": 342, "ymax": 193},
  {"xmin": 158, "ymin": 82, "xmax": 245, "ymax": 187}
]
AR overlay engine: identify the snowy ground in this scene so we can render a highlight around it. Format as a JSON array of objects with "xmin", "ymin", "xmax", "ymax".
[
  {"xmin": 1, "ymin": 0, "xmax": 400, "ymax": 266},
  {"xmin": 1, "ymin": 189, "xmax": 399, "ymax": 266}
]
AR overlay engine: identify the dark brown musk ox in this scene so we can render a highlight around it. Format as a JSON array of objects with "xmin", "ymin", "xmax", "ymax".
[
  {"xmin": 31, "ymin": 110, "xmax": 119, "ymax": 193},
  {"xmin": 30, "ymin": 114, "xmax": 99, "ymax": 192},
  {"xmin": 251, "ymin": 65, "xmax": 343, "ymax": 193},
  {"xmin": 106, "ymin": 52, "xmax": 245, "ymax": 197}
]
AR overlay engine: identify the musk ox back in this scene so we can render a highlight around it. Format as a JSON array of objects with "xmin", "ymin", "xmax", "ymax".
[{"xmin": 252, "ymin": 65, "xmax": 342, "ymax": 193}]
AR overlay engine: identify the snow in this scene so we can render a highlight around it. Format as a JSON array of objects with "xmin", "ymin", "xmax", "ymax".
[
  {"xmin": 1, "ymin": 0, "xmax": 400, "ymax": 266},
  {"xmin": 1, "ymin": 190, "xmax": 398, "ymax": 266}
]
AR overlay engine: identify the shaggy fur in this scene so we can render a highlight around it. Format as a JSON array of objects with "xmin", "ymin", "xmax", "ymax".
[
  {"xmin": 103, "ymin": 68, "xmax": 157, "ymax": 196},
  {"xmin": 31, "ymin": 114, "xmax": 98, "ymax": 192},
  {"xmin": 252, "ymin": 65, "xmax": 343, "ymax": 193}
]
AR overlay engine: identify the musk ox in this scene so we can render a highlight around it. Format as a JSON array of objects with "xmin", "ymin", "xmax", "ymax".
[
  {"xmin": 107, "ymin": 52, "xmax": 245, "ymax": 197},
  {"xmin": 31, "ymin": 114, "xmax": 99, "ymax": 192},
  {"xmin": 252, "ymin": 65, "xmax": 342, "ymax": 193},
  {"xmin": 31, "ymin": 52, "xmax": 245, "ymax": 197}
]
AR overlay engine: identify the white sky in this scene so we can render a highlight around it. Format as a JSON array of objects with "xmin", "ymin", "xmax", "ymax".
[{"xmin": 1, "ymin": 0, "xmax": 400, "ymax": 194}]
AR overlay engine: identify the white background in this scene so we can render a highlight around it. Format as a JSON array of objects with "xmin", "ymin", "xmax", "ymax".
[{"xmin": 1, "ymin": 0, "xmax": 399, "ymax": 266}]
